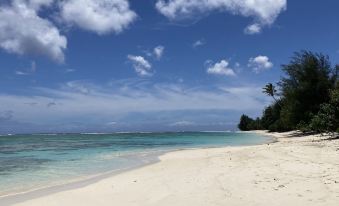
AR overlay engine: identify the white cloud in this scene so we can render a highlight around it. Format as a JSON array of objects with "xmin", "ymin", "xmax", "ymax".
[
  {"xmin": 0, "ymin": 81, "xmax": 268, "ymax": 125},
  {"xmin": 207, "ymin": 60, "xmax": 236, "ymax": 76},
  {"xmin": 153, "ymin": 45, "xmax": 165, "ymax": 59},
  {"xmin": 193, "ymin": 39, "xmax": 205, "ymax": 48},
  {"xmin": 15, "ymin": 71, "xmax": 29, "ymax": 76},
  {"xmin": 27, "ymin": 0, "xmax": 55, "ymax": 10},
  {"xmin": 244, "ymin": 23, "xmax": 261, "ymax": 34},
  {"xmin": 59, "ymin": 0, "xmax": 137, "ymax": 35},
  {"xmin": 248, "ymin": 55, "xmax": 273, "ymax": 73},
  {"xmin": 127, "ymin": 55, "xmax": 153, "ymax": 76},
  {"xmin": 65, "ymin": 81, "xmax": 92, "ymax": 94},
  {"xmin": 0, "ymin": 0, "xmax": 67, "ymax": 62},
  {"xmin": 65, "ymin": 68, "xmax": 76, "ymax": 73},
  {"xmin": 0, "ymin": 0, "xmax": 139, "ymax": 61},
  {"xmin": 155, "ymin": 0, "xmax": 287, "ymax": 34},
  {"xmin": 170, "ymin": 120, "xmax": 195, "ymax": 126}
]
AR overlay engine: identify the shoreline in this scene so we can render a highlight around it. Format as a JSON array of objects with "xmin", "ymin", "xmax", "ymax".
[
  {"xmin": 3, "ymin": 131, "xmax": 339, "ymax": 205},
  {"xmin": 0, "ymin": 150, "xmax": 165, "ymax": 205},
  {"xmin": 0, "ymin": 132, "xmax": 274, "ymax": 205}
]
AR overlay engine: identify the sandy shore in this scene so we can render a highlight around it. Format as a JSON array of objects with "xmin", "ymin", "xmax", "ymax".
[{"xmin": 4, "ymin": 131, "xmax": 339, "ymax": 206}]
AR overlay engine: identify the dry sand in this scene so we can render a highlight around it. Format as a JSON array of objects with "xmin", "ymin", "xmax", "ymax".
[{"xmin": 5, "ymin": 131, "xmax": 339, "ymax": 206}]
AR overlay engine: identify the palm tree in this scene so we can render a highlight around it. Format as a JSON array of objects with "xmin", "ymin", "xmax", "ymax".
[{"xmin": 263, "ymin": 83, "xmax": 279, "ymax": 103}]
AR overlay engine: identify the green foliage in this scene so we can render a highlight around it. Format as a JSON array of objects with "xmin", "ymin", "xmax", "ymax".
[
  {"xmin": 279, "ymin": 51, "xmax": 336, "ymax": 126},
  {"xmin": 263, "ymin": 83, "xmax": 278, "ymax": 100},
  {"xmin": 238, "ymin": 115, "xmax": 254, "ymax": 131},
  {"xmin": 238, "ymin": 51, "xmax": 339, "ymax": 134},
  {"xmin": 296, "ymin": 121, "xmax": 311, "ymax": 133},
  {"xmin": 238, "ymin": 115, "xmax": 262, "ymax": 131},
  {"xmin": 261, "ymin": 101, "xmax": 281, "ymax": 130},
  {"xmin": 268, "ymin": 120, "xmax": 288, "ymax": 132},
  {"xmin": 251, "ymin": 117, "xmax": 262, "ymax": 130},
  {"xmin": 309, "ymin": 87, "xmax": 339, "ymax": 133}
]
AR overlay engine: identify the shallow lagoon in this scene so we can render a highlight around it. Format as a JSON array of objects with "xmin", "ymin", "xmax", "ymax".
[{"xmin": 0, "ymin": 132, "xmax": 271, "ymax": 196}]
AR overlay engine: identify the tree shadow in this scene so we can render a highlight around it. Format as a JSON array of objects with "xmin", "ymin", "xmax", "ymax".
[{"xmin": 276, "ymin": 131, "xmax": 339, "ymax": 141}]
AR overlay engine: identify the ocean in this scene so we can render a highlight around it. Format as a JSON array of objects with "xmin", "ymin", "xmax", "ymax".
[{"xmin": 0, "ymin": 132, "xmax": 271, "ymax": 196}]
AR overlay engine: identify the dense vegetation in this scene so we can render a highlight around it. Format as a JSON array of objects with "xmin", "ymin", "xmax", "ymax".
[{"xmin": 238, "ymin": 51, "xmax": 339, "ymax": 134}]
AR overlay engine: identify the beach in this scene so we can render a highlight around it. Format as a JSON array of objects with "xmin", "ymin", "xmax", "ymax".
[{"xmin": 3, "ymin": 131, "xmax": 339, "ymax": 206}]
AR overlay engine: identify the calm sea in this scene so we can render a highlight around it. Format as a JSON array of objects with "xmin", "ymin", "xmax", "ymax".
[{"xmin": 0, "ymin": 132, "xmax": 271, "ymax": 196}]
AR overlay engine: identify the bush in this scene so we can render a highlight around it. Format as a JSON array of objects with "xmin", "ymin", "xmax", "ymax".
[
  {"xmin": 297, "ymin": 121, "xmax": 311, "ymax": 133},
  {"xmin": 309, "ymin": 87, "xmax": 339, "ymax": 133}
]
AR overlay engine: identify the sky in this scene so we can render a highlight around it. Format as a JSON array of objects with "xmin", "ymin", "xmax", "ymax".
[{"xmin": 0, "ymin": 0, "xmax": 339, "ymax": 134}]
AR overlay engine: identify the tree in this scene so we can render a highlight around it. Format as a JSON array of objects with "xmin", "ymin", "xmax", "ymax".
[
  {"xmin": 238, "ymin": 115, "xmax": 263, "ymax": 131},
  {"xmin": 238, "ymin": 51, "xmax": 338, "ymax": 133},
  {"xmin": 278, "ymin": 51, "xmax": 337, "ymax": 127},
  {"xmin": 261, "ymin": 101, "xmax": 282, "ymax": 130},
  {"xmin": 309, "ymin": 86, "xmax": 339, "ymax": 134},
  {"xmin": 263, "ymin": 83, "xmax": 279, "ymax": 103},
  {"xmin": 238, "ymin": 115, "xmax": 254, "ymax": 131},
  {"xmin": 249, "ymin": 117, "xmax": 262, "ymax": 130}
]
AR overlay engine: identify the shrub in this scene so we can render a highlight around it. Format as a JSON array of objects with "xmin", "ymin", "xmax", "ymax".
[{"xmin": 309, "ymin": 87, "xmax": 339, "ymax": 133}]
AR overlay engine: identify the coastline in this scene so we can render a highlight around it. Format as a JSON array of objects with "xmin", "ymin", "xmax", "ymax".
[
  {"xmin": 0, "ymin": 150, "xmax": 165, "ymax": 205},
  {"xmin": 2, "ymin": 131, "xmax": 339, "ymax": 206},
  {"xmin": 0, "ymin": 132, "xmax": 273, "ymax": 203}
]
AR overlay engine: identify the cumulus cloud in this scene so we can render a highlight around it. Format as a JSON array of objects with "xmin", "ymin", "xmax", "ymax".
[
  {"xmin": 0, "ymin": 0, "xmax": 138, "ymax": 61},
  {"xmin": 59, "ymin": 0, "xmax": 137, "ymax": 35},
  {"xmin": 155, "ymin": 0, "xmax": 287, "ymax": 34},
  {"xmin": 153, "ymin": 45, "xmax": 165, "ymax": 59},
  {"xmin": 248, "ymin": 55, "xmax": 273, "ymax": 73},
  {"xmin": 127, "ymin": 55, "xmax": 153, "ymax": 76},
  {"xmin": 0, "ymin": 0, "xmax": 67, "ymax": 62},
  {"xmin": 244, "ymin": 23, "xmax": 261, "ymax": 34},
  {"xmin": 207, "ymin": 60, "xmax": 236, "ymax": 76}
]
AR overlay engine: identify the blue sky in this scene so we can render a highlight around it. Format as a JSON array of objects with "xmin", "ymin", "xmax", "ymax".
[{"xmin": 0, "ymin": 0, "xmax": 339, "ymax": 134}]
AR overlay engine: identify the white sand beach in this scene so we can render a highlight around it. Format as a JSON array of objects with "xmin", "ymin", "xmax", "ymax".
[{"xmin": 7, "ymin": 131, "xmax": 339, "ymax": 206}]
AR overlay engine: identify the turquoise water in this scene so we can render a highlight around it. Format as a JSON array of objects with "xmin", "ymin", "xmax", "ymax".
[{"xmin": 0, "ymin": 132, "xmax": 271, "ymax": 196}]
